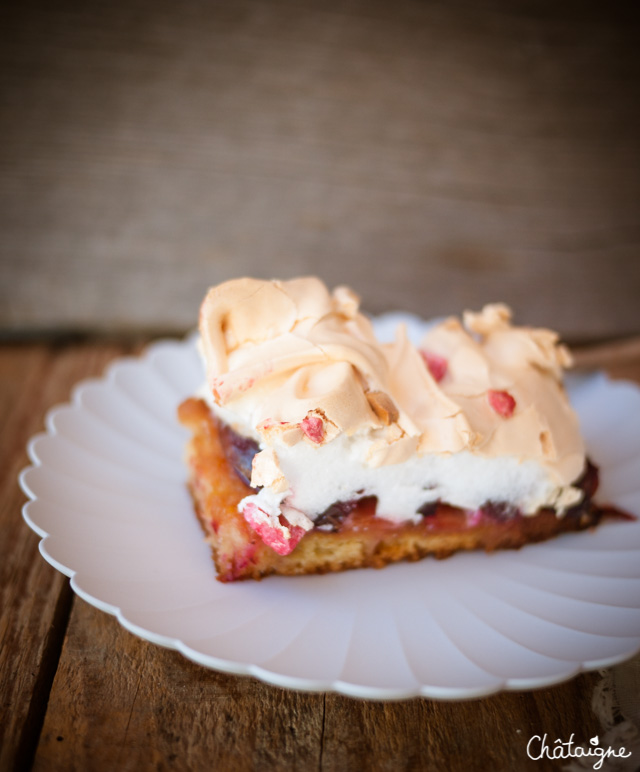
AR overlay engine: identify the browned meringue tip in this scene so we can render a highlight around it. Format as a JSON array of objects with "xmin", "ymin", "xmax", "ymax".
[{"xmin": 197, "ymin": 276, "xmax": 585, "ymax": 487}]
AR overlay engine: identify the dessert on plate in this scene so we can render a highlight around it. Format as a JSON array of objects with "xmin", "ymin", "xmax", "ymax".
[{"xmin": 178, "ymin": 276, "xmax": 620, "ymax": 582}]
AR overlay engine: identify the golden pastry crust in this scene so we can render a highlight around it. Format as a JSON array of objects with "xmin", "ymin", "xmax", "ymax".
[{"xmin": 178, "ymin": 398, "xmax": 605, "ymax": 583}]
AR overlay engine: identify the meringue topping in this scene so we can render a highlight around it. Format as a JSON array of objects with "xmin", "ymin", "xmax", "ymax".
[{"xmin": 198, "ymin": 277, "xmax": 586, "ymax": 520}]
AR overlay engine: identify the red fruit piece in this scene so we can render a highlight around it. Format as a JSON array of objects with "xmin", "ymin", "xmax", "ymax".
[
  {"xmin": 466, "ymin": 509, "xmax": 484, "ymax": 527},
  {"xmin": 488, "ymin": 389, "xmax": 516, "ymax": 417},
  {"xmin": 233, "ymin": 543, "xmax": 258, "ymax": 572},
  {"xmin": 420, "ymin": 350, "xmax": 448, "ymax": 383},
  {"xmin": 242, "ymin": 503, "xmax": 306, "ymax": 555},
  {"xmin": 300, "ymin": 415, "xmax": 325, "ymax": 443}
]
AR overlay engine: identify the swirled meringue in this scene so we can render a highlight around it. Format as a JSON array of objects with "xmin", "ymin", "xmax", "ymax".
[{"xmin": 198, "ymin": 277, "xmax": 585, "ymax": 525}]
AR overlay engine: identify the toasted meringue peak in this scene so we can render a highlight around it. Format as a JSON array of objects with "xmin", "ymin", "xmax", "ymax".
[
  {"xmin": 463, "ymin": 303, "xmax": 512, "ymax": 335},
  {"xmin": 200, "ymin": 277, "xmax": 389, "ymax": 433},
  {"xmin": 199, "ymin": 278, "xmax": 585, "ymax": 502}
]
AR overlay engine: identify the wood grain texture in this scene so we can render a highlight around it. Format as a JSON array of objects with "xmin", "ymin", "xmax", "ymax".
[
  {"xmin": 34, "ymin": 603, "xmax": 325, "ymax": 772},
  {"xmin": 0, "ymin": 342, "xmax": 136, "ymax": 770},
  {"xmin": 2, "ymin": 339, "xmax": 640, "ymax": 772},
  {"xmin": 1, "ymin": 0, "xmax": 639, "ymax": 338},
  {"xmin": 572, "ymin": 335, "xmax": 640, "ymax": 382},
  {"xmin": 319, "ymin": 678, "xmax": 603, "ymax": 772},
  {"xmin": 33, "ymin": 604, "xmax": 603, "ymax": 772}
]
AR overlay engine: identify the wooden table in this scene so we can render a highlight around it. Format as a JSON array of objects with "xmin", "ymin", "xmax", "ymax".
[{"xmin": 2, "ymin": 338, "xmax": 640, "ymax": 772}]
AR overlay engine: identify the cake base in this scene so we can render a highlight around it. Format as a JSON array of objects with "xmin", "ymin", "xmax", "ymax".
[{"xmin": 178, "ymin": 398, "xmax": 608, "ymax": 582}]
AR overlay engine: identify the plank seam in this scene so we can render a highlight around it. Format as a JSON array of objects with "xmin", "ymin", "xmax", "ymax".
[
  {"xmin": 15, "ymin": 579, "xmax": 75, "ymax": 772},
  {"xmin": 318, "ymin": 692, "xmax": 327, "ymax": 772}
]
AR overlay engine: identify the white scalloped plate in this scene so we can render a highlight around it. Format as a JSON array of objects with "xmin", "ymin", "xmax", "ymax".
[{"xmin": 19, "ymin": 315, "xmax": 640, "ymax": 700}]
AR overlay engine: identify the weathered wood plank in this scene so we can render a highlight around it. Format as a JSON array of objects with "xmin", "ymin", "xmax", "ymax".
[
  {"xmin": 34, "ymin": 602, "xmax": 605, "ymax": 772},
  {"xmin": 319, "ymin": 675, "xmax": 602, "ymax": 772},
  {"xmin": 4, "ymin": 341, "xmax": 640, "ymax": 771},
  {"xmin": 1, "ymin": 0, "xmax": 639, "ymax": 338},
  {"xmin": 34, "ymin": 602, "xmax": 325, "ymax": 772},
  {"xmin": 572, "ymin": 335, "xmax": 640, "ymax": 382},
  {"xmin": 0, "ymin": 342, "xmax": 134, "ymax": 771}
]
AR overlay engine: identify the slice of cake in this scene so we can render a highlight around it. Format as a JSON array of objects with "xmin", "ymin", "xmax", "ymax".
[{"xmin": 178, "ymin": 277, "xmax": 621, "ymax": 582}]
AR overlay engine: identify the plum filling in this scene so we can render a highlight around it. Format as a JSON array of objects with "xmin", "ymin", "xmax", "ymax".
[
  {"xmin": 217, "ymin": 421, "xmax": 630, "ymax": 535},
  {"xmin": 217, "ymin": 421, "xmax": 260, "ymax": 487},
  {"xmin": 416, "ymin": 461, "xmax": 605, "ymax": 528},
  {"xmin": 314, "ymin": 497, "xmax": 377, "ymax": 530}
]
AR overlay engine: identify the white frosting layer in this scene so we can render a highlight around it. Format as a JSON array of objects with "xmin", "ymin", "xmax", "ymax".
[
  {"xmin": 197, "ymin": 277, "xmax": 586, "ymax": 532},
  {"xmin": 206, "ymin": 407, "xmax": 579, "ymax": 522}
]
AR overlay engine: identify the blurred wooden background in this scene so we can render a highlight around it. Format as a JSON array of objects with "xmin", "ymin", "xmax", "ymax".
[{"xmin": 1, "ymin": 0, "xmax": 639, "ymax": 341}]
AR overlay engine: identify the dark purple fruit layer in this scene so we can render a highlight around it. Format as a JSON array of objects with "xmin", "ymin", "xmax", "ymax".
[
  {"xmin": 217, "ymin": 421, "xmax": 260, "ymax": 488},
  {"xmin": 217, "ymin": 421, "xmax": 630, "ymax": 532},
  {"xmin": 314, "ymin": 497, "xmax": 376, "ymax": 529}
]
